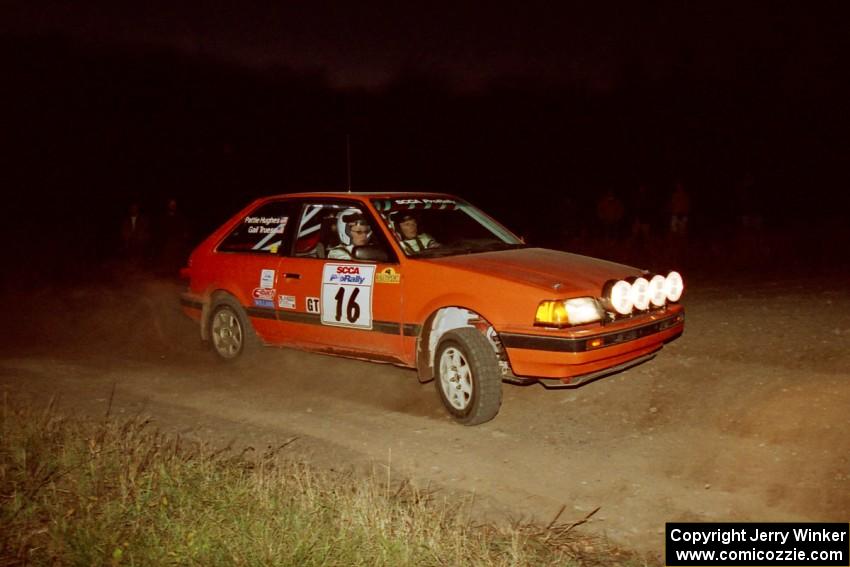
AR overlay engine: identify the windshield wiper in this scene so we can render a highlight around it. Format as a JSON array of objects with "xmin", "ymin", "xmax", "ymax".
[
  {"xmin": 476, "ymin": 241, "xmax": 527, "ymax": 252},
  {"xmin": 414, "ymin": 247, "xmax": 460, "ymax": 258}
]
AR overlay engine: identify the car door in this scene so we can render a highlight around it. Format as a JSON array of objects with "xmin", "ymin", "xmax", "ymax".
[
  {"xmin": 273, "ymin": 200, "xmax": 405, "ymax": 362},
  {"xmin": 213, "ymin": 199, "xmax": 299, "ymax": 343}
]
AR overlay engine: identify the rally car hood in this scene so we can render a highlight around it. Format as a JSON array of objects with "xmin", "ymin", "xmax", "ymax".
[{"xmin": 427, "ymin": 247, "xmax": 641, "ymax": 296}]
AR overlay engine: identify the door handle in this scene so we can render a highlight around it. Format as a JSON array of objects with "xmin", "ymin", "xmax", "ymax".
[{"xmin": 282, "ymin": 272, "xmax": 301, "ymax": 280}]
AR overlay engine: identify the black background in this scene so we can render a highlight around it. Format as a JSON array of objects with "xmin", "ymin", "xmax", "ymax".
[{"xmin": 3, "ymin": 3, "xmax": 849, "ymax": 283}]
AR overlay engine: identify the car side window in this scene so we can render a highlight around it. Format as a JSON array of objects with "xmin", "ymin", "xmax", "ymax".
[
  {"xmin": 217, "ymin": 201, "xmax": 293, "ymax": 254},
  {"xmin": 292, "ymin": 203, "xmax": 343, "ymax": 259},
  {"xmin": 290, "ymin": 201, "xmax": 396, "ymax": 262}
]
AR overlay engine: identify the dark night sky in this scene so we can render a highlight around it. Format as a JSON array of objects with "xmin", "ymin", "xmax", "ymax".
[
  {"xmin": 5, "ymin": 2, "xmax": 846, "ymax": 91},
  {"xmin": 2, "ymin": 2, "xmax": 849, "ymax": 278}
]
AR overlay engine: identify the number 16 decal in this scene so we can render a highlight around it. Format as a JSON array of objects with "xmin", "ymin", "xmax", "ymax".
[
  {"xmin": 321, "ymin": 264, "xmax": 375, "ymax": 329},
  {"xmin": 334, "ymin": 287, "xmax": 361, "ymax": 323}
]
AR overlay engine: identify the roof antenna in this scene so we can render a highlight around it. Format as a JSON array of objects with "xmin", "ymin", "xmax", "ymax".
[{"xmin": 346, "ymin": 133, "xmax": 352, "ymax": 192}]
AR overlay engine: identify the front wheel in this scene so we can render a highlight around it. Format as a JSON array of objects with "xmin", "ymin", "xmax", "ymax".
[
  {"xmin": 209, "ymin": 297, "xmax": 256, "ymax": 362},
  {"xmin": 435, "ymin": 328, "xmax": 503, "ymax": 425}
]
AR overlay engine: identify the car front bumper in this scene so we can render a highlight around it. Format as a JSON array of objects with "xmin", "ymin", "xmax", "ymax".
[{"xmin": 499, "ymin": 308, "xmax": 684, "ymax": 383}]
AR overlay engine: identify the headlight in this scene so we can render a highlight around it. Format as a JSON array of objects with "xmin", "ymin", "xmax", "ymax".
[
  {"xmin": 664, "ymin": 271, "xmax": 684, "ymax": 302},
  {"xmin": 535, "ymin": 297, "xmax": 601, "ymax": 327},
  {"xmin": 629, "ymin": 277, "xmax": 650, "ymax": 311},
  {"xmin": 648, "ymin": 274, "xmax": 666, "ymax": 307}
]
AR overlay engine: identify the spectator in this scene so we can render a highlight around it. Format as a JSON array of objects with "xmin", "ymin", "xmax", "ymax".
[
  {"xmin": 669, "ymin": 181, "xmax": 690, "ymax": 236},
  {"xmin": 735, "ymin": 172, "xmax": 763, "ymax": 232},
  {"xmin": 155, "ymin": 197, "xmax": 191, "ymax": 277},
  {"xmin": 596, "ymin": 189, "xmax": 625, "ymax": 242},
  {"xmin": 120, "ymin": 201, "xmax": 151, "ymax": 266},
  {"xmin": 630, "ymin": 184, "xmax": 653, "ymax": 241}
]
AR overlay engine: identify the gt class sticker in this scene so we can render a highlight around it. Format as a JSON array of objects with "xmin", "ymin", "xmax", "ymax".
[
  {"xmin": 321, "ymin": 264, "xmax": 375, "ymax": 329},
  {"xmin": 306, "ymin": 297, "xmax": 321, "ymax": 314}
]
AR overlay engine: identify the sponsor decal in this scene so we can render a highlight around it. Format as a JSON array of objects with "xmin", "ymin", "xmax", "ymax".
[
  {"xmin": 253, "ymin": 299, "xmax": 274, "ymax": 308},
  {"xmin": 277, "ymin": 294, "xmax": 296, "ymax": 309},
  {"xmin": 393, "ymin": 198, "xmax": 456, "ymax": 206},
  {"xmin": 260, "ymin": 269, "xmax": 275, "ymax": 289},
  {"xmin": 252, "ymin": 287, "xmax": 276, "ymax": 300},
  {"xmin": 376, "ymin": 267, "xmax": 401, "ymax": 284},
  {"xmin": 306, "ymin": 297, "xmax": 321, "ymax": 314},
  {"xmin": 328, "ymin": 265, "xmax": 369, "ymax": 285},
  {"xmin": 330, "ymin": 274, "xmax": 367, "ymax": 284}
]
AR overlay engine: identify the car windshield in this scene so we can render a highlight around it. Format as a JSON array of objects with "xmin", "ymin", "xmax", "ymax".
[{"xmin": 372, "ymin": 196, "xmax": 525, "ymax": 258}]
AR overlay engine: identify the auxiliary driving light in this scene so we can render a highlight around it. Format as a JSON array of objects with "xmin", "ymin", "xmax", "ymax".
[
  {"xmin": 664, "ymin": 271, "xmax": 684, "ymax": 302},
  {"xmin": 629, "ymin": 277, "xmax": 650, "ymax": 311},
  {"xmin": 648, "ymin": 274, "xmax": 667, "ymax": 307},
  {"xmin": 608, "ymin": 279, "xmax": 634, "ymax": 315}
]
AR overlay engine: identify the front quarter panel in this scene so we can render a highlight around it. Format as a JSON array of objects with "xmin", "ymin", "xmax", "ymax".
[
  {"xmin": 404, "ymin": 261, "xmax": 541, "ymax": 331},
  {"xmin": 400, "ymin": 255, "xmax": 685, "ymax": 383}
]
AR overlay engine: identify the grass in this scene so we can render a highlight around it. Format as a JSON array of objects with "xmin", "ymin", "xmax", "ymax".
[{"xmin": 0, "ymin": 393, "xmax": 647, "ymax": 566}]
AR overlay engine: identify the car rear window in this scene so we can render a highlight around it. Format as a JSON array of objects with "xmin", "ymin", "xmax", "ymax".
[{"xmin": 218, "ymin": 201, "xmax": 292, "ymax": 254}]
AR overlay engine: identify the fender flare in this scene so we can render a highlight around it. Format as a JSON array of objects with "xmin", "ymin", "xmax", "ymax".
[{"xmin": 415, "ymin": 306, "xmax": 509, "ymax": 383}]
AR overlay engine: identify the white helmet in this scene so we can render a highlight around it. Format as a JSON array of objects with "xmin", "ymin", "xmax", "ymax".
[{"xmin": 336, "ymin": 208, "xmax": 371, "ymax": 246}]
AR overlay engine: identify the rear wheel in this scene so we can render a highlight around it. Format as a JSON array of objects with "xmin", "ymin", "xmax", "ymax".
[
  {"xmin": 209, "ymin": 296, "xmax": 255, "ymax": 362},
  {"xmin": 435, "ymin": 328, "xmax": 502, "ymax": 425}
]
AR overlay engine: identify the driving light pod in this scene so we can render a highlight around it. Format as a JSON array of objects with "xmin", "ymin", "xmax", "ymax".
[
  {"xmin": 664, "ymin": 271, "xmax": 684, "ymax": 302},
  {"xmin": 606, "ymin": 279, "xmax": 634, "ymax": 315},
  {"xmin": 534, "ymin": 298, "xmax": 601, "ymax": 327},
  {"xmin": 648, "ymin": 274, "xmax": 667, "ymax": 307},
  {"xmin": 629, "ymin": 277, "xmax": 650, "ymax": 311}
]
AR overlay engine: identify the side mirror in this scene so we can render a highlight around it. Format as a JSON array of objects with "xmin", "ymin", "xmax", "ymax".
[{"xmin": 353, "ymin": 244, "xmax": 389, "ymax": 263}]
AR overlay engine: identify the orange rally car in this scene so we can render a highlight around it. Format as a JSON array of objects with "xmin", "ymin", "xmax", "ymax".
[{"xmin": 180, "ymin": 192, "xmax": 684, "ymax": 425}]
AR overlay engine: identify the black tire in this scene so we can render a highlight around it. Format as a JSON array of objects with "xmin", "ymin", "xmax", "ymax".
[
  {"xmin": 208, "ymin": 295, "xmax": 257, "ymax": 362},
  {"xmin": 434, "ymin": 328, "xmax": 502, "ymax": 425}
]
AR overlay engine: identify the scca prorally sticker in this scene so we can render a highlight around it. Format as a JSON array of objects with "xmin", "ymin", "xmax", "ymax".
[
  {"xmin": 277, "ymin": 295, "xmax": 296, "ymax": 309},
  {"xmin": 260, "ymin": 269, "xmax": 275, "ymax": 289},
  {"xmin": 321, "ymin": 264, "xmax": 375, "ymax": 329},
  {"xmin": 306, "ymin": 297, "xmax": 321, "ymax": 314},
  {"xmin": 393, "ymin": 198, "xmax": 456, "ymax": 207}
]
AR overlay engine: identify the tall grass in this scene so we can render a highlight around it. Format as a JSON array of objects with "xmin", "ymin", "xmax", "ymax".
[{"xmin": 0, "ymin": 394, "xmax": 644, "ymax": 566}]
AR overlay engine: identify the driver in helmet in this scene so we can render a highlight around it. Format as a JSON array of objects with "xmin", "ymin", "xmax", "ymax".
[
  {"xmin": 394, "ymin": 212, "xmax": 439, "ymax": 253},
  {"xmin": 328, "ymin": 211, "xmax": 372, "ymax": 260}
]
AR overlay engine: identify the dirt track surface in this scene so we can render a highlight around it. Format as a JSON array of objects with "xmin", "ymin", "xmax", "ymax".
[{"xmin": 3, "ymin": 273, "xmax": 849, "ymax": 559}]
